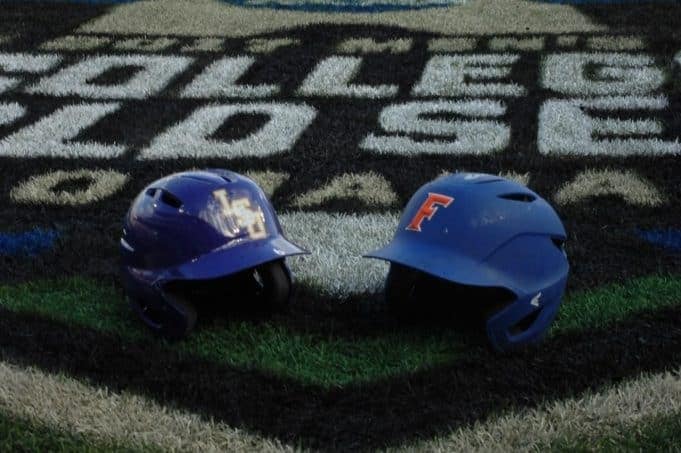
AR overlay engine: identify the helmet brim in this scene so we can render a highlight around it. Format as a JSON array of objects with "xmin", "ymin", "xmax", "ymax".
[
  {"xmin": 168, "ymin": 236, "xmax": 308, "ymax": 281},
  {"xmin": 365, "ymin": 238, "xmax": 513, "ymax": 291}
]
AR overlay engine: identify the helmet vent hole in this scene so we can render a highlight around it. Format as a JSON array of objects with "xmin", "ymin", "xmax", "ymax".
[
  {"xmin": 474, "ymin": 178, "xmax": 503, "ymax": 184},
  {"xmin": 145, "ymin": 188, "xmax": 157, "ymax": 197},
  {"xmin": 218, "ymin": 173, "xmax": 235, "ymax": 183},
  {"xmin": 202, "ymin": 168, "xmax": 236, "ymax": 183},
  {"xmin": 498, "ymin": 193, "xmax": 536, "ymax": 203},
  {"xmin": 159, "ymin": 190, "xmax": 183, "ymax": 209}
]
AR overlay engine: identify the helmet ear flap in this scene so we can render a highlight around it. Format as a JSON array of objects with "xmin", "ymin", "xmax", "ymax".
[
  {"xmin": 128, "ymin": 292, "xmax": 197, "ymax": 340},
  {"xmin": 160, "ymin": 294, "xmax": 198, "ymax": 339},
  {"xmin": 253, "ymin": 259, "xmax": 292, "ymax": 313}
]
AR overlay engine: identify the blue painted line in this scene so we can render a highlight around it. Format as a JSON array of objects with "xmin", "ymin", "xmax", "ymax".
[
  {"xmin": 0, "ymin": 228, "xmax": 60, "ymax": 257},
  {"xmin": 637, "ymin": 228, "xmax": 681, "ymax": 252}
]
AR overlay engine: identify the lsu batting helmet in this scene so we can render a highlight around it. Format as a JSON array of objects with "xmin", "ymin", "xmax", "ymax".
[
  {"xmin": 120, "ymin": 169, "xmax": 307, "ymax": 339},
  {"xmin": 365, "ymin": 173, "xmax": 569, "ymax": 352}
]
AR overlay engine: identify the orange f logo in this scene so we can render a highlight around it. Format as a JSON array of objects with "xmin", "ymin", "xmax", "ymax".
[{"xmin": 406, "ymin": 193, "xmax": 454, "ymax": 232}]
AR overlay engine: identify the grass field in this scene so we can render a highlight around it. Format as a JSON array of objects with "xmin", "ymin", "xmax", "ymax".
[{"xmin": 0, "ymin": 0, "xmax": 680, "ymax": 451}]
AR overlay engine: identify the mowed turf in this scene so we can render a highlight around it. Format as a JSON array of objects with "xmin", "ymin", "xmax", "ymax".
[
  {"xmin": 2, "ymin": 353, "xmax": 681, "ymax": 453},
  {"xmin": 548, "ymin": 411, "xmax": 681, "ymax": 453},
  {"xmin": 395, "ymin": 364, "xmax": 681, "ymax": 452},
  {"xmin": 0, "ymin": 411, "xmax": 148, "ymax": 453},
  {"xmin": 0, "ymin": 274, "xmax": 679, "ymax": 387},
  {"xmin": 1, "ymin": 356, "xmax": 681, "ymax": 453}
]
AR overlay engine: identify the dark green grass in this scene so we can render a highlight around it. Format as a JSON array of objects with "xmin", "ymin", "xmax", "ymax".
[
  {"xmin": 549, "ymin": 410, "xmax": 681, "ymax": 453},
  {"xmin": 553, "ymin": 274, "xmax": 681, "ymax": 332},
  {"xmin": 0, "ymin": 411, "xmax": 149, "ymax": 453},
  {"xmin": 0, "ymin": 277, "xmax": 469, "ymax": 387},
  {"xmin": 0, "ymin": 275, "xmax": 679, "ymax": 387}
]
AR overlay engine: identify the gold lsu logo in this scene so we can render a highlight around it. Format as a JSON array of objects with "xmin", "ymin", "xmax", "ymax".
[{"xmin": 213, "ymin": 189, "xmax": 268, "ymax": 240}]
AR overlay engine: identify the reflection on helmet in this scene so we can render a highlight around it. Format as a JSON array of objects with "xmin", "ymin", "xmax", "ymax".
[
  {"xmin": 366, "ymin": 172, "xmax": 569, "ymax": 352},
  {"xmin": 120, "ymin": 169, "xmax": 307, "ymax": 339}
]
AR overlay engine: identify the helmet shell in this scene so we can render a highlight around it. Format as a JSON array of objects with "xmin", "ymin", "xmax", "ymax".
[{"xmin": 366, "ymin": 172, "xmax": 569, "ymax": 351}]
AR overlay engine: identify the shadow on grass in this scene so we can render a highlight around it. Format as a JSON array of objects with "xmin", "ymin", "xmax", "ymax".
[
  {"xmin": 0, "ymin": 2, "xmax": 111, "ymax": 51},
  {"xmin": 1, "ymin": 303, "xmax": 680, "ymax": 451},
  {"xmin": 573, "ymin": 2, "xmax": 681, "ymax": 39}
]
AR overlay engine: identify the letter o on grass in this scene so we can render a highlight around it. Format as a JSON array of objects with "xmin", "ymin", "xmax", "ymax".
[{"xmin": 11, "ymin": 169, "xmax": 128, "ymax": 206}]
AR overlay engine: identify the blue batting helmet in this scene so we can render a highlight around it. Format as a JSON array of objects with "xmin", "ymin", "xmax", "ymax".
[
  {"xmin": 366, "ymin": 173, "xmax": 569, "ymax": 352},
  {"xmin": 120, "ymin": 169, "xmax": 307, "ymax": 339}
]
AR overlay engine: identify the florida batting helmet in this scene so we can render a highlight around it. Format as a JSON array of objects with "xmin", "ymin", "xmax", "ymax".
[{"xmin": 366, "ymin": 173, "xmax": 569, "ymax": 352}]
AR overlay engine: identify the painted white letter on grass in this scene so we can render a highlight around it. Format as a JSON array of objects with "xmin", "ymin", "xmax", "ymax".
[
  {"xmin": 297, "ymin": 56, "xmax": 398, "ymax": 98},
  {"xmin": 182, "ymin": 56, "xmax": 278, "ymax": 99},
  {"xmin": 412, "ymin": 54, "xmax": 525, "ymax": 97},
  {"xmin": 538, "ymin": 97, "xmax": 680, "ymax": 156},
  {"xmin": 138, "ymin": 103, "xmax": 316, "ymax": 159},
  {"xmin": 28, "ymin": 54, "xmax": 192, "ymax": 99},
  {"xmin": 542, "ymin": 53, "xmax": 665, "ymax": 95},
  {"xmin": 361, "ymin": 100, "xmax": 509, "ymax": 155},
  {"xmin": 0, "ymin": 53, "xmax": 61, "ymax": 94},
  {"xmin": 554, "ymin": 169, "xmax": 665, "ymax": 207},
  {"xmin": 0, "ymin": 103, "xmax": 125, "ymax": 158},
  {"xmin": 0, "ymin": 102, "xmax": 25, "ymax": 126}
]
